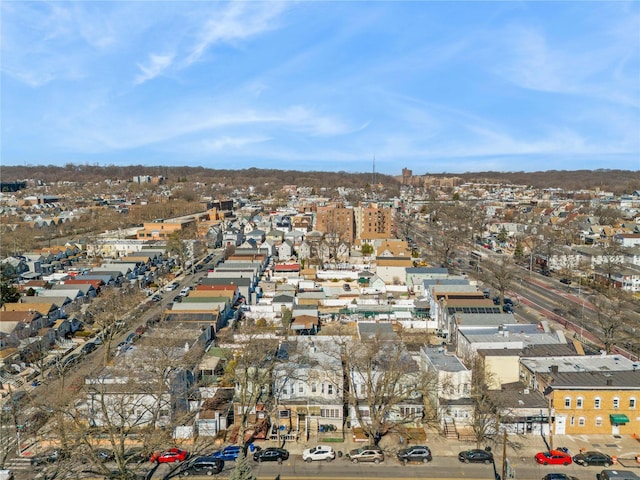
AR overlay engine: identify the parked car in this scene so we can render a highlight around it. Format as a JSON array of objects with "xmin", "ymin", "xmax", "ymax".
[
  {"xmin": 572, "ymin": 451, "xmax": 613, "ymax": 467},
  {"xmin": 81, "ymin": 342, "xmax": 97, "ymax": 355},
  {"xmin": 61, "ymin": 353, "xmax": 82, "ymax": 369},
  {"xmin": 397, "ymin": 445, "xmax": 432, "ymax": 464},
  {"xmin": 30, "ymin": 449, "xmax": 68, "ymax": 467},
  {"xmin": 211, "ymin": 445, "xmax": 241, "ymax": 462},
  {"xmin": 173, "ymin": 295, "xmax": 183, "ymax": 303},
  {"xmin": 165, "ymin": 283, "xmax": 179, "ymax": 292},
  {"xmin": 560, "ymin": 278, "xmax": 572, "ymax": 285},
  {"xmin": 134, "ymin": 325, "xmax": 146, "ymax": 335},
  {"xmin": 542, "ymin": 474, "xmax": 580, "ymax": 480},
  {"xmin": 458, "ymin": 449, "xmax": 494, "ymax": 464},
  {"xmin": 492, "ymin": 296, "xmax": 513, "ymax": 305},
  {"xmin": 151, "ymin": 448, "xmax": 190, "ymax": 463},
  {"xmin": 302, "ymin": 445, "xmax": 336, "ymax": 462},
  {"xmin": 346, "ymin": 446, "xmax": 384, "ymax": 464},
  {"xmin": 0, "ymin": 470, "xmax": 13, "ymax": 480},
  {"xmin": 596, "ymin": 470, "xmax": 640, "ymax": 480},
  {"xmin": 151, "ymin": 294, "xmax": 162, "ymax": 302},
  {"xmin": 535, "ymin": 450, "xmax": 573, "ymax": 466},
  {"xmin": 125, "ymin": 332, "xmax": 139, "ymax": 344},
  {"xmin": 2, "ymin": 391, "xmax": 28, "ymax": 412},
  {"xmin": 179, "ymin": 456, "xmax": 224, "ymax": 476},
  {"xmin": 253, "ymin": 447, "xmax": 289, "ymax": 463}
]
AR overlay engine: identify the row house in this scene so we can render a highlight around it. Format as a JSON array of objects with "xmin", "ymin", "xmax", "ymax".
[
  {"xmin": 273, "ymin": 337, "xmax": 344, "ymax": 442},
  {"xmin": 538, "ymin": 369, "xmax": 640, "ymax": 436},
  {"xmin": 420, "ymin": 346, "xmax": 472, "ymax": 430},
  {"xmin": 594, "ymin": 264, "xmax": 640, "ymax": 293}
]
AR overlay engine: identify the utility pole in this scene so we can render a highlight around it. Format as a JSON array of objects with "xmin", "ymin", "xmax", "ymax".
[{"xmin": 502, "ymin": 429, "xmax": 507, "ymax": 480}]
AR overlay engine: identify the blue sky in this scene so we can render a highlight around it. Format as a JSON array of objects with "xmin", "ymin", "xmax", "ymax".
[{"xmin": 2, "ymin": 1, "xmax": 639, "ymax": 175}]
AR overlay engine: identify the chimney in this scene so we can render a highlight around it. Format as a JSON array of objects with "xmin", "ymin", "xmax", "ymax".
[
  {"xmin": 606, "ymin": 378, "xmax": 613, "ymax": 386},
  {"xmin": 550, "ymin": 365, "xmax": 559, "ymax": 374}
]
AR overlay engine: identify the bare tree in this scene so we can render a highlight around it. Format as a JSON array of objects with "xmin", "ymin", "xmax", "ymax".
[
  {"xmin": 83, "ymin": 286, "xmax": 145, "ymax": 364},
  {"xmin": 590, "ymin": 288, "xmax": 635, "ymax": 354},
  {"xmin": 482, "ymin": 255, "xmax": 516, "ymax": 309},
  {"xmin": 219, "ymin": 328, "xmax": 279, "ymax": 457},
  {"xmin": 344, "ymin": 334, "xmax": 425, "ymax": 446},
  {"xmin": 468, "ymin": 356, "xmax": 497, "ymax": 448}
]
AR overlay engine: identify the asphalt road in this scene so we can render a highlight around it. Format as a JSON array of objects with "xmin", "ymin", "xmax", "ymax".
[{"xmin": 143, "ymin": 454, "xmax": 616, "ymax": 479}]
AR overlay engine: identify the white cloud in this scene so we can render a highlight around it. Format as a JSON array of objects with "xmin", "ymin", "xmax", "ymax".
[
  {"xmin": 134, "ymin": 53, "xmax": 175, "ymax": 85},
  {"xmin": 201, "ymin": 135, "xmax": 272, "ymax": 151},
  {"xmin": 184, "ymin": 2, "xmax": 286, "ymax": 66}
]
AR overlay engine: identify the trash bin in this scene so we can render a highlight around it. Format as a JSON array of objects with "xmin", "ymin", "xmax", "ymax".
[{"xmin": 337, "ymin": 451, "xmax": 343, "ymax": 458}]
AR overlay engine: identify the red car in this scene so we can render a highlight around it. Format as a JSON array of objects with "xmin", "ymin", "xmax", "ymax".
[
  {"xmin": 535, "ymin": 450, "xmax": 572, "ymax": 466},
  {"xmin": 151, "ymin": 448, "xmax": 189, "ymax": 463}
]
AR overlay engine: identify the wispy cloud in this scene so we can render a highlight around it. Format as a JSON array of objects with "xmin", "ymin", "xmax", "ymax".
[
  {"xmin": 497, "ymin": 19, "xmax": 640, "ymax": 108},
  {"xmin": 201, "ymin": 135, "xmax": 272, "ymax": 151},
  {"xmin": 184, "ymin": 2, "xmax": 286, "ymax": 67},
  {"xmin": 134, "ymin": 53, "xmax": 175, "ymax": 85}
]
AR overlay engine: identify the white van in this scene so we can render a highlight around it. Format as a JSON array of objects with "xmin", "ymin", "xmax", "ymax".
[
  {"xmin": 597, "ymin": 470, "xmax": 640, "ymax": 480},
  {"xmin": 180, "ymin": 287, "xmax": 190, "ymax": 297}
]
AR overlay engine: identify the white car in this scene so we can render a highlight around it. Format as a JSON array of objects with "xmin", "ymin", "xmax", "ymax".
[
  {"xmin": 164, "ymin": 283, "xmax": 179, "ymax": 292},
  {"xmin": 302, "ymin": 445, "xmax": 336, "ymax": 463}
]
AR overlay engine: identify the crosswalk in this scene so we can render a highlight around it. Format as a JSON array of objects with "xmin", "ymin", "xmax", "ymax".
[
  {"xmin": 0, "ymin": 428, "xmax": 28, "ymax": 471},
  {"xmin": 3, "ymin": 456, "xmax": 31, "ymax": 471}
]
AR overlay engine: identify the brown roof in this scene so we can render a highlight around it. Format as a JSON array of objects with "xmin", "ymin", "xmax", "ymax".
[
  {"xmin": 0, "ymin": 310, "xmax": 41, "ymax": 323},
  {"xmin": 2, "ymin": 302, "xmax": 58, "ymax": 315}
]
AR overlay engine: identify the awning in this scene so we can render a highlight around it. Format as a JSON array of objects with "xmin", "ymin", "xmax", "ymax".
[{"xmin": 610, "ymin": 414, "xmax": 630, "ymax": 424}]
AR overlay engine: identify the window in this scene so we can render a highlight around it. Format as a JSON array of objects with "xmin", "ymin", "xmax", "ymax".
[
  {"xmin": 578, "ymin": 417, "xmax": 585, "ymax": 427},
  {"xmin": 570, "ymin": 416, "xmax": 575, "ymax": 426},
  {"xmin": 613, "ymin": 397, "xmax": 620, "ymax": 409},
  {"xmin": 595, "ymin": 417, "xmax": 603, "ymax": 427},
  {"xmin": 282, "ymin": 386, "xmax": 288, "ymax": 395},
  {"xmin": 298, "ymin": 384, "xmax": 304, "ymax": 393},
  {"xmin": 400, "ymin": 406, "xmax": 423, "ymax": 418},
  {"xmin": 564, "ymin": 397, "xmax": 571, "ymax": 408},
  {"xmin": 321, "ymin": 383, "xmax": 325, "ymax": 394},
  {"xmin": 576, "ymin": 397, "xmax": 583, "ymax": 408},
  {"xmin": 630, "ymin": 398, "xmax": 636, "ymax": 409},
  {"xmin": 327, "ymin": 384, "xmax": 333, "ymax": 395},
  {"xmin": 279, "ymin": 409, "xmax": 290, "ymax": 419},
  {"xmin": 311, "ymin": 383, "xmax": 317, "ymax": 393},
  {"xmin": 594, "ymin": 397, "xmax": 601, "ymax": 409},
  {"xmin": 360, "ymin": 384, "xmax": 366, "ymax": 395},
  {"xmin": 320, "ymin": 408, "xmax": 340, "ymax": 418}
]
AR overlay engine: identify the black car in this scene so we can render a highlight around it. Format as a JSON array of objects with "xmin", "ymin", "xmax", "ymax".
[
  {"xmin": 81, "ymin": 342, "xmax": 97, "ymax": 354},
  {"xmin": 572, "ymin": 451, "xmax": 613, "ymax": 467},
  {"xmin": 30, "ymin": 449, "xmax": 68, "ymax": 467},
  {"xmin": 253, "ymin": 447, "xmax": 289, "ymax": 463},
  {"xmin": 180, "ymin": 456, "xmax": 224, "ymax": 476},
  {"xmin": 542, "ymin": 474, "xmax": 580, "ymax": 480},
  {"xmin": 458, "ymin": 449, "xmax": 494, "ymax": 464},
  {"xmin": 560, "ymin": 278, "xmax": 572, "ymax": 285},
  {"xmin": 397, "ymin": 445, "xmax": 432, "ymax": 464}
]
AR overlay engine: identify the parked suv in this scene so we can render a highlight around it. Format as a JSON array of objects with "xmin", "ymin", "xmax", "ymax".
[
  {"xmin": 347, "ymin": 446, "xmax": 384, "ymax": 464},
  {"xmin": 397, "ymin": 445, "xmax": 432, "ymax": 464},
  {"xmin": 211, "ymin": 445, "xmax": 241, "ymax": 462},
  {"xmin": 302, "ymin": 445, "xmax": 336, "ymax": 462},
  {"xmin": 179, "ymin": 456, "xmax": 224, "ymax": 476}
]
